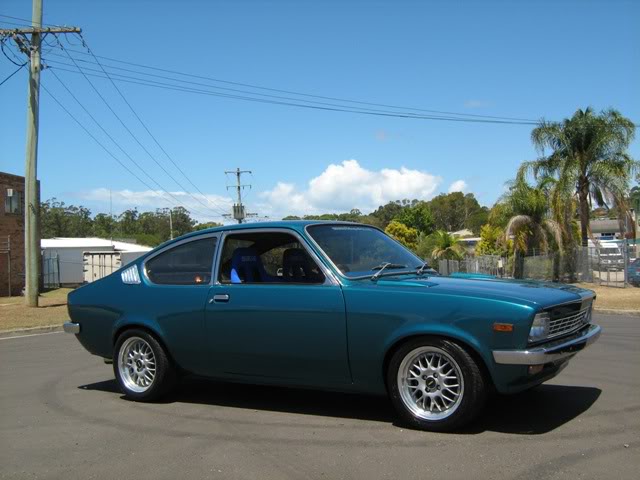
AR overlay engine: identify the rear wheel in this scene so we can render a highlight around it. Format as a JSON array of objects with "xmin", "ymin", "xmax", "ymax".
[
  {"xmin": 387, "ymin": 337, "xmax": 487, "ymax": 432},
  {"xmin": 114, "ymin": 329, "xmax": 176, "ymax": 401}
]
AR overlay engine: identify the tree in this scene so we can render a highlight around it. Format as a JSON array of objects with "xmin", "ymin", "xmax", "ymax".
[
  {"xmin": 427, "ymin": 192, "xmax": 485, "ymax": 233},
  {"xmin": 371, "ymin": 202, "xmax": 405, "ymax": 229},
  {"xmin": 475, "ymin": 224, "xmax": 511, "ymax": 257},
  {"xmin": 118, "ymin": 209, "xmax": 140, "ymax": 236},
  {"xmin": 193, "ymin": 221, "xmax": 223, "ymax": 231},
  {"xmin": 92, "ymin": 213, "xmax": 117, "ymax": 238},
  {"xmin": 385, "ymin": 220, "xmax": 418, "ymax": 250},
  {"xmin": 466, "ymin": 207, "xmax": 489, "ymax": 234},
  {"xmin": 523, "ymin": 108, "xmax": 637, "ymax": 246},
  {"xmin": 170, "ymin": 207, "xmax": 197, "ymax": 237},
  {"xmin": 630, "ymin": 186, "xmax": 640, "ymax": 214},
  {"xmin": 40, "ymin": 198, "xmax": 71, "ymax": 238},
  {"xmin": 394, "ymin": 201, "xmax": 434, "ymax": 234},
  {"xmin": 502, "ymin": 179, "xmax": 562, "ymax": 278},
  {"xmin": 429, "ymin": 230, "xmax": 465, "ymax": 260}
]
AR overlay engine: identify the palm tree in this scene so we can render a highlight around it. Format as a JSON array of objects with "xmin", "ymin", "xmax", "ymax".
[
  {"xmin": 502, "ymin": 179, "xmax": 563, "ymax": 278},
  {"xmin": 430, "ymin": 230, "xmax": 465, "ymax": 260},
  {"xmin": 630, "ymin": 186, "xmax": 640, "ymax": 219},
  {"xmin": 520, "ymin": 108, "xmax": 637, "ymax": 246}
]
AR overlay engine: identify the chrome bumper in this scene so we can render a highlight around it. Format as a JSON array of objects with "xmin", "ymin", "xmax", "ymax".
[
  {"xmin": 493, "ymin": 324, "xmax": 601, "ymax": 365},
  {"xmin": 63, "ymin": 322, "xmax": 81, "ymax": 334}
]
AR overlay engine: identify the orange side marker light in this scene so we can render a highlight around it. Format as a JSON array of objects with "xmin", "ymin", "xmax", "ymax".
[{"xmin": 493, "ymin": 323, "xmax": 514, "ymax": 333}]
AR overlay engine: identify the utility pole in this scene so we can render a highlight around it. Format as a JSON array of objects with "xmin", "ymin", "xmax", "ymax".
[
  {"xmin": 168, "ymin": 208, "xmax": 173, "ymax": 240},
  {"xmin": 1, "ymin": 0, "xmax": 81, "ymax": 306},
  {"xmin": 225, "ymin": 168, "xmax": 256, "ymax": 224}
]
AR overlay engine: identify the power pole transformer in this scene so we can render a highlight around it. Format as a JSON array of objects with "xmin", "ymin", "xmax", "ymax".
[
  {"xmin": 1, "ymin": 0, "xmax": 81, "ymax": 306},
  {"xmin": 225, "ymin": 168, "xmax": 257, "ymax": 224}
]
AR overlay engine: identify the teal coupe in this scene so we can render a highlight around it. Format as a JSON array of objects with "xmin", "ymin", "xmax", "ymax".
[{"xmin": 64, "ymin": 221, "xmax": 601, "ymax": 431}]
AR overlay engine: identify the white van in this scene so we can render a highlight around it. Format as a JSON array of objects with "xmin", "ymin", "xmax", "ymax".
[{"xmin": 587, "ymin": 240, "xmax": 624, "ymax": 271}]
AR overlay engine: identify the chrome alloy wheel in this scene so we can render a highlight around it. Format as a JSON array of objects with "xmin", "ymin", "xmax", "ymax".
[
  {"xmin": 118, "ymin": 336, "xmax": 157, "ymax": 393},
  {"xmin": 397, "ymin": 346, "xmax": 464, "ymax": 421}
]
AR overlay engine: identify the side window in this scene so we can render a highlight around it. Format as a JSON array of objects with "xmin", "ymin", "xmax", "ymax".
[
  {"xmin": 217, "ymin": 231, "xmax": 325, "ymax": 285},
  {"xmin": 146, "ymin": 237, "xmax": 217, "ymax": 285}
]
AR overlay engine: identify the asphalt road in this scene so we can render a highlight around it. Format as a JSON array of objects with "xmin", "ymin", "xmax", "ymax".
[{"xmin": 1, "ymin": 313, "xmax": 638, "ymax": 480}]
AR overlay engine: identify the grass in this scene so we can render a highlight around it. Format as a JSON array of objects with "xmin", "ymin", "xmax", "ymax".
[
  {"xmin": 0, "ymin": 288, "xmax": 72, "ymax": 332},
  {"xmin": 572, "ymin": 283, "xmax": 640, "ymax": 311},
  {"xmin": 0, "ymin": 282, "xmax": 637, "ymax": 333}
]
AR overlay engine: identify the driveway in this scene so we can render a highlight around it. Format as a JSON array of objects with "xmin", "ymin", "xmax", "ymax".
[{"xmin": 1, "ymin": 313, "xmax": 638, "ymax": 479}]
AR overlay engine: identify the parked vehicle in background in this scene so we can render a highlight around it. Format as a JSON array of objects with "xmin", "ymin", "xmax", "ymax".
[
  {"xmin": 627, "ymin": 258, "xmax": 640, "ymax": 286},
  {"xmin": 588, "ymin": 240, "xmax": 625, "ymax": 271},
  {"xmin": 63, "ymin": 221, "xmax": 601, "ymax": 432}
]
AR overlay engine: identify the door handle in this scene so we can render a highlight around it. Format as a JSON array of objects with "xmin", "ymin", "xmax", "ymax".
[{"xmin": 210, "ymin": 294, "xmax": 230, "ymax": 303}]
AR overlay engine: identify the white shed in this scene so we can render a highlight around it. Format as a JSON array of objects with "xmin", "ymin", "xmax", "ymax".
[{"xmin": 41, "ymin": 237, "xmax": 152, "ymax": 286}]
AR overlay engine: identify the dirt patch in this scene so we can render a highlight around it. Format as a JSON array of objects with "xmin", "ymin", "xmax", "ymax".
[
  {"xmin": 0, "ymin": 289, "xmax": 72, "ymax": 331},
  {"xmin": 572, "ymin": 283, "xmax": 640, "ymax": 311}
]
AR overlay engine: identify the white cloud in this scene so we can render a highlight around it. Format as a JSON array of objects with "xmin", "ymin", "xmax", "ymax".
[
  {"xmin": 448, "ymin": 180, "xmax": 468, "ymax": 193},
  {"xmin": 259, "ymin": 159, "xmax": 441, "ymax": 217},
  {"xmin": 79, "ymin": 187, "xmax": 233, "ymax": 222}
]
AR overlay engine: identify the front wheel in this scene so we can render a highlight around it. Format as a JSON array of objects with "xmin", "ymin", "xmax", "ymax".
[
  {"xmin": 387, "ymin": 338, "xmax": 487, "ymax": 432},
  {"xmin": 113, "ymin": 329, "xmax": 176, "ymax": 401}
]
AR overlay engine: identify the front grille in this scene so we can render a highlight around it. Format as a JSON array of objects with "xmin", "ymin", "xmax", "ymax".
[{"xmin": 548, "ymin": 307, "xmax": 590, "ymax": 338}]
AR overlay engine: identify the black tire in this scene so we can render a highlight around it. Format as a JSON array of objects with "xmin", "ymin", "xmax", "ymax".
[
  {"xmin": 113, "ymin": 329, "xmax": 176, "ymax": 401},
  {"xmin": 387, "ymin": 337, "xmax": 487, "ymax": 432}
]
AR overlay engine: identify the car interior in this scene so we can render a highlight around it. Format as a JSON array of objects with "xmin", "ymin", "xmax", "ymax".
[{"xmin": 218, "ymin": 231, "xmax": 325, "ymax": 284}]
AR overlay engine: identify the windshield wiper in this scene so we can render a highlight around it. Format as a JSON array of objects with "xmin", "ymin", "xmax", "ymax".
[
  {"xmin": 370, "ymin": 263, "xmax": 407, "ymax": 281},
  {"xmin": 416, "ymin": 262, "xmax": 431, "ymax": 276}
]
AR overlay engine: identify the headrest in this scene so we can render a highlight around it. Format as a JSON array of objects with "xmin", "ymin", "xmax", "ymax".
[
  {"xmin": 231, "ymin": 247, "xmax": 260, "ymax": 265},
  {"xmin": 283, "ymin": 248, "xmax": 310, "ymax": 265}
]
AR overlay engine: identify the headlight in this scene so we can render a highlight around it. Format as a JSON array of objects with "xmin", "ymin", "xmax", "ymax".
[{"xmin": 528, "ymin": 312, "xmax": 550, "ymax": 343}]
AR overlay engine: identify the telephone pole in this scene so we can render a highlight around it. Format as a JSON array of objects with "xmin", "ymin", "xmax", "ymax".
[
  {"xmin": 1, "ymin": 0, "xmax": 81, "ymax": 306},
  {"xmin": 225, "ymin": 168, "xmax": 257, "ymax": 224}
]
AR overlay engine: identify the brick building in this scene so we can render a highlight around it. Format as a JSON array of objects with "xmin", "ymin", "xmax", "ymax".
[{"xmin": 0, "ymin": 172, "xmax": 40, "ymax": 296}]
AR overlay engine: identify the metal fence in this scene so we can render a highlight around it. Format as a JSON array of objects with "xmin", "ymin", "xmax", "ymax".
[
  {"xmin": 42, "ymin": 253, "xmax": 60, "ymax": 289},
  {"xmin": 438, "ymin": 255, "xmax": 507, "ymax": 277},
  {"xmin": 438, "ymin": 239, "xmax": 639, "ymax": 288}
]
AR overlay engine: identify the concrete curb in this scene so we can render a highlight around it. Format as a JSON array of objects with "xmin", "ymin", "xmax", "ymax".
[
  {"xmin": 0, "ymin": 324, "xmax": 63, "ymax": 338},
  {"xmin": 595, "ymin": 308, "xmax": 640, "ymax": 316}
]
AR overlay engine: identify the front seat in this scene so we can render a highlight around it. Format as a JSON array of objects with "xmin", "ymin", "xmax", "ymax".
[
  {"xmin": 230, "ymin": 247, "xmax": 270, "ymax": 283},
  {"xmin": 282, "ymin": 248, "xmax": 321, "ymax": 283}
]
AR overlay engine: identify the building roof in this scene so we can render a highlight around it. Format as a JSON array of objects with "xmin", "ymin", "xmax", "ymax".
[
  {"xmin": 589, "ymin": 219, "xmax": 621, "ymax": 234},
  {"xmin": 41, "ymin": 237, "xmax": 152, "ymax": 252}
]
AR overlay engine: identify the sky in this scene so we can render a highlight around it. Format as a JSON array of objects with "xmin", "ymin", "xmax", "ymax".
[{"xmin": 1, "ymin": 0, "xmax": 638, "ymax": 223}]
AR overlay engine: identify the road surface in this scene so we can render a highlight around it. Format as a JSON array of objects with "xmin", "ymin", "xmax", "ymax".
[{"xmin": 1, "ymin": 313, "xmax": 638, "ymax": 479}]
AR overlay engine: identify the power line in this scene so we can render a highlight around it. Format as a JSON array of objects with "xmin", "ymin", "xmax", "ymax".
[
  {"xmin": 0, "ymin": 62, "xmax": 24, "ymax": 85},
  {"xmin": 40, "ymin": 81, "xmax": 225, "ymax": 221},
  {"xmin": 46, "ymin": 63, "xmax": 537, "ymax": 125},
  {"xmin": 44, "ymin": 54, "xmax": 535, "ymax": 125},
  {"xmin": 47, "ymin": 68, "xmax": 223, "ymax": 218},
  {"xmin": 51, "ymin": 38, "xmax": 228, "ymax": 217},
  {"xmin": 76, "ymin": 33, "xmax": 232, "ymax": 215},
  {"xmin": 54, "ymin": 45, "xmax": 540, "ymax": 124},
  {"xmin": 0, "ymin": 13, "xmax": 61, "ymax": 27}
]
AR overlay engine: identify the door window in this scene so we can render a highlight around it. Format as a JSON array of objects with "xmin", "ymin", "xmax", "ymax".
[
  {"xmin": 217, "ymin": 231, "xmax": 325, "ymax": 284},
  {"xmin": 146, "ymin": 237, "xmax": 217, "ymax": 285}
]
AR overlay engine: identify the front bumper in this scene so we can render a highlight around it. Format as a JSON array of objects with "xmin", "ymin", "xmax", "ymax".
[
  {"xmin": 493, "ymin": 324, "xmax": 601, "ymax": 365},
  {"xmin": 63, "ymin": 322, "xmax": 81, "ymax": 334}
]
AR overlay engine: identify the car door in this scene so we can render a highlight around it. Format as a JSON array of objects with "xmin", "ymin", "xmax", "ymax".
[
  {"xmin": 140, "ymin": 233, "xmax": 220, "ymax": 375},
  {"xmin": 204, "ymin": 228, "xmax": 351, "ymax": 385}
]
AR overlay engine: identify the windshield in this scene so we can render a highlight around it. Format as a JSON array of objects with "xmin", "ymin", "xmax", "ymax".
[{"xmin": 307, "ymin": 224, "xmax": 424, "ymax": 278}]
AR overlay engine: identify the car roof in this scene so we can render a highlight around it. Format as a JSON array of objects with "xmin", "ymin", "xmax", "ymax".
[{"xmin": 176, "ymin": 220, "xmax": 369, "ymax": 242}]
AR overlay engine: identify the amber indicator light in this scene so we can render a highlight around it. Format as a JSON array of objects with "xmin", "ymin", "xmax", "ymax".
[{"xmin": 493, "ymin": 323, "xmax": 514, "ymax": 332}]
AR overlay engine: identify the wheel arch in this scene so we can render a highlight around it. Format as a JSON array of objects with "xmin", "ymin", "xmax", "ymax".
[
  {"xmin": 382, "ymin": 332, "xmax": 495, "ymax": 393},
  {"xmin": 112, "ymin": 322, "xmax": 176, "ymax": 365}
]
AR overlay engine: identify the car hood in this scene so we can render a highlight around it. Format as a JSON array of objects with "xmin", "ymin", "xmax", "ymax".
[{"xmin": 370, "ymin": 275, "xmax": 594, "ymax": 309}]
